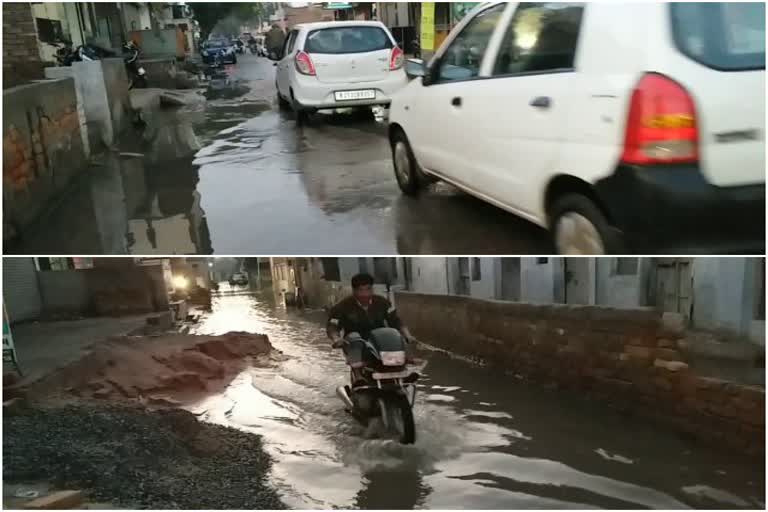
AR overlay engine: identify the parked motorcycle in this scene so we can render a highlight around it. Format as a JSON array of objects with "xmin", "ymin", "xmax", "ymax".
[
  {"xmin": 122, "ymin": 40, "xmax": 147, "ymax": 89},
  {"xmin": 47, "ymin": 40, "xmax": 79, "ymax": 66},
  {"xmin": 77, "ymin": 42, "xmax": 116, "ymax": 62},
  {"xmin": 334, "ymin": 328, "xmax": 421, "ymax": 444}
]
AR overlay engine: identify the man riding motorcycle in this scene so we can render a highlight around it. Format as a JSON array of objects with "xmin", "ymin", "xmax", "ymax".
[{"xmin": 326, "ymin": 273, "xmax": 415, "ymax": 385}]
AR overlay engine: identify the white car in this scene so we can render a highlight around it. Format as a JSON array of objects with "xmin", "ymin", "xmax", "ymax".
[
  {"xmin": 389, "ymin": 2, "xmax": 765, "ymax": 254},
  {"xmin": 271, "ymin": 21, "xmax": 408, "ymax": 116}
]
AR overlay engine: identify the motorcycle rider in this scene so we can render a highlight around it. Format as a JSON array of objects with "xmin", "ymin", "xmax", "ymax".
[{"xmin": 326, "ymin": 273, "xmax": 416, "ymax": 385}]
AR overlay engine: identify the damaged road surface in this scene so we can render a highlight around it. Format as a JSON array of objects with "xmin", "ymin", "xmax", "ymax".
[{"xmin": 4, "ymin": 294, "xmax": 764, "ymax": 510}]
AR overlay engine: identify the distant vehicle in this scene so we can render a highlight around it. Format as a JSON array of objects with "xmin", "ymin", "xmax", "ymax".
[
  {"xmin": 389, "ymin": 1, "xmax": 765, "ymax": 254},
  {"xmin": 270, "ymin": 21, "xmax": 408, "ymax": 118},
  {"xmin": 229, "ymin": 273, "xmax": 249, "ymax": 286},
  {"xmin": 201, "ymin": 38, "xmax": 237, "ymax": 65}
]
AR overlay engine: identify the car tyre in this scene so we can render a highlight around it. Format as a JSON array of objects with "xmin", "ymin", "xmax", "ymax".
[
  {"xmin": 391, "ymin": 129, "xmax": 430, "ymax": 196},
  {"xmin": 549, "ymin": 194, "xmax": 625, "ymax": 255},
  {"xmin": 277, "ymin": 88, "xmax": 291, "ymax": 110}
]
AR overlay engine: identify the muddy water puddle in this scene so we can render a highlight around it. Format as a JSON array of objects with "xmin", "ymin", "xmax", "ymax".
[{"xmin": 186, "ymin": 293, "xmax": 764, "ymax": 509}]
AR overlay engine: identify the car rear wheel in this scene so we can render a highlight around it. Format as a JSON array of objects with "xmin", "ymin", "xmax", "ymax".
[
  {"xmin": 391, "ymin": 130, "xmax": 430, "ymax": 196},
  {"xmin": 550, "ymin": 194, "xmax": 625, "ymax": 255}
]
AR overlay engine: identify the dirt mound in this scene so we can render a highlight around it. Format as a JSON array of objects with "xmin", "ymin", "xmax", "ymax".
[{"xmin": 25, "ymin": 332, "xmax": 275, "ymax": 405}]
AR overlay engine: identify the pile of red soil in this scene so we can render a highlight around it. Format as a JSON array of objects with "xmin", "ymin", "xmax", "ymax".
[{"xmin": 25, "ymin": 331, "xmax": 275, "ymax": 405}]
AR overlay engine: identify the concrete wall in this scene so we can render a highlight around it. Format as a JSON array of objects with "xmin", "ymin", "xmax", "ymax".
[
  {"xmin": 38, "ymin": 270, "xmax": 90, "ymax": 314},
  {"xmin": 521, "ymin": 258, "xmax": 563, "ymax": 303},
  {"xmin": 37, "ymin": 265, "xmax": 169, "ymax": 317},
  {"xmin": 595, "ymin": 258, "xmax": 649, "ymax": 308},
  {"xmin": 409, "ymin": 257, "xmax": 449, "ymax": 294},
  {"xmin": 3, "ymin": 3, "xmax": 45, "ymax": 88},
  {"xmin": 396, "ymin": 291, "xmax": 764, "ymax": 459},
  {"xmin": 45, "ymin": 58, "xmax": 129, "ymax": 151},
  {"xmin": 3, "ymin": 78, "xmax": 87, "ymax": 233},
  {"xmin": 121, "ymin": 3, "xmax": 152, "ymax": 32},
  {"xmin": 692, "ymin": 259, "xmax": 761, "ymax": 341}
]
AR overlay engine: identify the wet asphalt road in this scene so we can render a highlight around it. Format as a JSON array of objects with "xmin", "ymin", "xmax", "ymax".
[
  {"xmin": 188, "ymin": 290, "xmax": 764, "ymax": 510},
  {"xmin": 6, "ymin": 54, "xmax": 551, "ymax": 255}
]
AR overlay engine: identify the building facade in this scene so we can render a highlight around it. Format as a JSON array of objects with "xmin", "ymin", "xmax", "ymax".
[{"xmin": 284, "ymin": 257, "xmax": 764, "ymax": 344}]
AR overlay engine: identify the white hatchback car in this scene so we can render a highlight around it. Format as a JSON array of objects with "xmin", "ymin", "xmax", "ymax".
[
  {"xmin": 272, "ymin": 21, "xmax": 408, "ymax": 116},
  {"xmin": 389, "ymin": 2, "xmax": 765, "ymax": 254}
]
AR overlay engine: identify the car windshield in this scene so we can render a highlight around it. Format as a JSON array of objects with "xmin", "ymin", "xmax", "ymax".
[
  {"xmin": 670, "ymin": 2, "xmax": 765, "ymax": 71},
  {"xmin": 208, "ymin": 40, "xmax": 228, "ymax": 49},
  {"xmin": 305, "ymin": 26, "xmax": 392, "ymax": 54}
]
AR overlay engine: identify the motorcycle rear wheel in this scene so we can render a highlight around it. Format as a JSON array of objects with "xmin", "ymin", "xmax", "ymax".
[{"xmin": 381, "ymin": 394, "xmax": 415, "ymax": 445}]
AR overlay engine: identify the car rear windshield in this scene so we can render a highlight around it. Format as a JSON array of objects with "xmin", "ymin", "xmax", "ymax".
[
  {"xmin": 670, "ymin": 2, "xmax": 765, "ymax": 71},
  {"xmin": 304, "ymin": 26, "xmax": 393, "ymax": 54}
]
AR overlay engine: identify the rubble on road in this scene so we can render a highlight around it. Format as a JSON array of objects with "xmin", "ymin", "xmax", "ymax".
[
  {"xmin": 3, "ymin": 404, "xmax": 286, "ymax": 509},
  {"xmin": 23, "ymin": 332, "xmax": 276, "ymax": 406}
]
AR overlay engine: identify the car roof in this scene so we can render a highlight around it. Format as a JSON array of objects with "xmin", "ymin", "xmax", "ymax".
[{"xmin": 293, "ymin": 20, "xmax": 386, "ymax": 32}]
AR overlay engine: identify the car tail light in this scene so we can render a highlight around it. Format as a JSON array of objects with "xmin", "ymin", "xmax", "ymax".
[
  {"xmin": 620, "ymin": 73, "xmax": 699, "ymax": 165},
  {"xmin": 295, "ymin": 51, "xmax": 316, "ymax": 76},
  {"xmin": 390, "ymin": 46, "xmax": 404, "ymax": 71}
]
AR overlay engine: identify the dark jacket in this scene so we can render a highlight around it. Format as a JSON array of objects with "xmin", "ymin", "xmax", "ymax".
[
  {"xmin": 265, "ymin": 27, "xmax": 285, "ymax": 54},
  {"xmin": 327, "ymin": 295, "xmax": 402, "ymax": 340}
]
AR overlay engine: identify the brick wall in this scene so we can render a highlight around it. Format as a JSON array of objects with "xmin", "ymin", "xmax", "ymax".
[
  {"xmin": 3, "ymin": 78, "xmax": 87, "ymax": 238},
  {"xmin": 3, "ymin": 3, "xmax": 45, "ymax": 88},
  {"xmin": 396, "ymin": 291, "xmax": 765, "ymax": 459}
]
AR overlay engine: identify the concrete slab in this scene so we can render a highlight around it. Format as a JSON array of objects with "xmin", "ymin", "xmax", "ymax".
[
  {"xmin": 3, "ymin": 315, "xmax": 150, "ymax": 387},
  {"xmin": 128, "ymin": 88, "xmax": 162, "ymax": 112}
]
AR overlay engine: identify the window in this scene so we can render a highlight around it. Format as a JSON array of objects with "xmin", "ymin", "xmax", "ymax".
[
  {"xmin": 321, "ymin": 258, "xmax": 341, "ymax": 282},
  {"xmin": 493, "ymin": 3, "xmax": 584, "ymax": 76},
  {"xmin": 285, "ymin": 30, "xmax": 299, "ymax": 55},
  {"xmin": 35, "ymin": 18, "xmax": 64, "ymax": 44},
  {"xmin": 436, "ymin": 3, "xmax": 506, "ymax": 82},
  {"xmin": 536, "ymin": 258, "xmax": 549, "ymax": 265},
  {"xmin": 305, "ymin": 27, "xmax": 392, "ymax": 54},
  {"xmin": 615, "ymin": 258, "xmax": 639, "ymax": 276},
  {"xmin": 472, "ymin": 257, "xmax": 482, "ymax": 281},
  {"xmin": 671, "ymin": 2, "xmax": 765, "ymax": 71}
]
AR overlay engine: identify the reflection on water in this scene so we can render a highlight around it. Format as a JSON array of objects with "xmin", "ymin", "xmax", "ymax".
[{"xmin": 188, "ymin": 293, "xmax": 765, "ymax": 510}]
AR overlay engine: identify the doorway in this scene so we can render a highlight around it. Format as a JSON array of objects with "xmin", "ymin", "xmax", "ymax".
[
  {"xmin": 499, "ymin": 258, "xmax": 521, "ymax": 301},
  {"xmin": 654, "ymin": 258, "xmax": 693, "ymax": 322},
  {"xmin": 565, "ymin": 258, "xmax": 592, "ymax": 305}
]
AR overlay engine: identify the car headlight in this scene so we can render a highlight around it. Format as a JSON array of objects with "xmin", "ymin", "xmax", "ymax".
[{"xmin": 202, "ymin": 50, "xmax": 208, "ymax": 56}]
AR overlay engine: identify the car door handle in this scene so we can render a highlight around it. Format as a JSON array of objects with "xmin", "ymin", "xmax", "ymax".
[
  {"xmin": 530, "ymin": 96, "xmax": 551, "ymax": 109},
  {"xmin": 451, "ymin": 97, "xmax": 462, "ymax": 107}
]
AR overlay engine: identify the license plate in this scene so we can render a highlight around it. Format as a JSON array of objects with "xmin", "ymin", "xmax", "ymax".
[
  {"xmin": 334, "ymin": 89, "xmax": 376, "ymax": 101},
  {"xmin": 372, "ymin": 370, "xmax": 410, "ymax": 380}
]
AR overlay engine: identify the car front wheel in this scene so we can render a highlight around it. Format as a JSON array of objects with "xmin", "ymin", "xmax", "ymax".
[{"xmin": 549, "ymin": 194, "xmax": 625, "ymax": 255}]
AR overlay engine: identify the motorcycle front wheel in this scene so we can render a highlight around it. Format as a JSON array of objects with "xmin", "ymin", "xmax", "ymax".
[{"xmin": 380, "ymin": 394, "xmax": 415, "ymax": 444}]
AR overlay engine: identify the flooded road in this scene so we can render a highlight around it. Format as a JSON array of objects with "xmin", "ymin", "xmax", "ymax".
[
  {"xmin": 187, "ymin": 291, "xmax": 764, "ymax": 509},
  {"xmin": 6, "ymin": 54, "xmax": 550, "ymax": 255}
]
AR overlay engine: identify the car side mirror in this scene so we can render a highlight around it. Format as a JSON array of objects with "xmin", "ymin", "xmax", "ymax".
[
  {"xmin": 405, "ymin": 58, "xmax": 426, "ymax": 79},
  {"xmin": 422, "ymin": 59, "xmax": 438, "ymax": 86}
]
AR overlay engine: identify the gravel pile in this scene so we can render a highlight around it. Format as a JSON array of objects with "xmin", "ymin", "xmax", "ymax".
[{"xmin": 3, "ymin": 403, "xmax": 286, "ymax": 509}]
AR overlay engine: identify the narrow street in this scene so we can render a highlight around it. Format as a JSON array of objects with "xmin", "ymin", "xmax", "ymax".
[
  {"xmin": 184, "ymin": 291, "xmax": 763, "ymax": 510},
  {"xmin": 6, "ymin": 54, "xmax": 551, "ymax": 255}
]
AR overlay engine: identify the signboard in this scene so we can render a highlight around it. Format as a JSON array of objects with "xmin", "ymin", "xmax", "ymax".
[
  {"xmin": 420, "ymin": 2, "xmax": 436, "ymax": 51},
  {"xmin": 325, "ymin": 2, "xmax": 352, "ymax": 9},
  {"xmin": 3, "ymin": 303, "xmax": 21, "ymax": 375}
]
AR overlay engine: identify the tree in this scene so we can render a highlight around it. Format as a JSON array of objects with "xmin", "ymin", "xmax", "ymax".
[{"xmin": 192, "ymin": 3, "xmax": 274, "ymax": 39}]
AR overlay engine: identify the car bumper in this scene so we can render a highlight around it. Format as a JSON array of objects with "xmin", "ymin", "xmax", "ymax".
[
  {"xmin": 292, "ymin": 72, "xmax": 408, "ymax": 109},
  {"xmin": 594, "ymin": 163, "xmax": 765, "ymax": 253}
]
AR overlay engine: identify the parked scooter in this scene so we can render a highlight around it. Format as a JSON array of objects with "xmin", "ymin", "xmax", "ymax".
[
  {"xmin": 122, "ymin": 40, "xmax": 147, "ymax": 89},
  {"xmin": 77, "ymin": 42, "xmax": 115, "ymax": 62}
]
